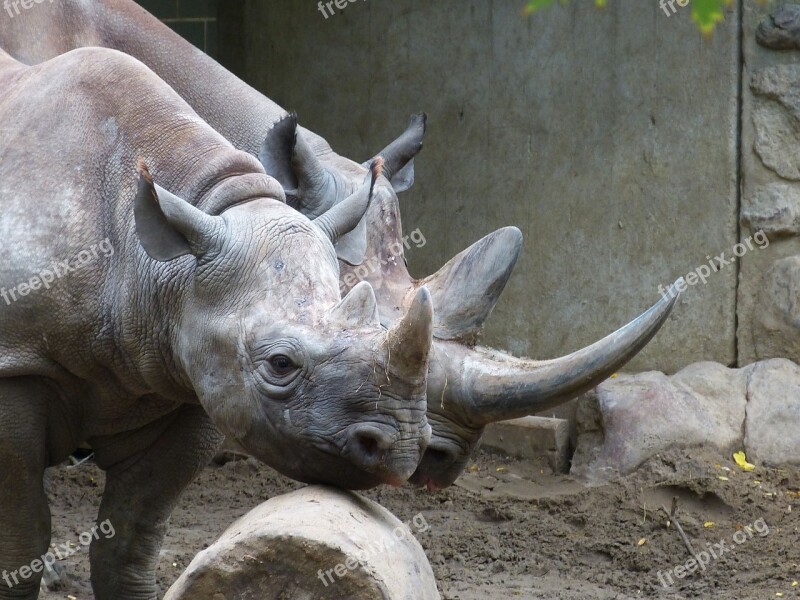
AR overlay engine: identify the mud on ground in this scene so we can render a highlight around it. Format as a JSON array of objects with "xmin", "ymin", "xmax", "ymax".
[{"xmin": 39, "ymin": 446, "xmax": 800, "ymax": 599}]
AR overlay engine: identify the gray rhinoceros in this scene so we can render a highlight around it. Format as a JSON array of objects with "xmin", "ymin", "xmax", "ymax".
[
  {"xmin": 0, "ymin": 47, "xmax": 434, "ymax": 600},
  {"xmin": 0, "ymin": 0, "xmax": 681, "ymax": 489}
]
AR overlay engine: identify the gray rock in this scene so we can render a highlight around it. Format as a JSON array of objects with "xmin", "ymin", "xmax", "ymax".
[
  {"xmin": 164, "ymin": 486, "xmax": 439, "ymax": 600},
  {"xmin": 744, "ymin": 358, "xmax": 800, "ymax": 465},
  {"xmin": 753, "ymin": 256, "xmax": 800, "ymax": 363},
  {"xmin": 742, "ymin": 183, "xmax": 800, "ymax": 237},
  {"xmin": 751, "ymin": 65, "xmax": 800, "ymax": 179},
  {"xmin": 757, "ymin": 4, "xmax": 800, "ymax": 50},
  {"xmin": 572, "ymin": 363, "xmax": 748, "ymax": 483}
]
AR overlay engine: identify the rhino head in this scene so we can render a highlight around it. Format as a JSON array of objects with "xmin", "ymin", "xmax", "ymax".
[
  {"xmin": 261, "ymin": 115, "xmax": 681, "ymax": 490},
  {"xmin": 133, "ymin": 160, "xmax": 433, "ymax": 489}
]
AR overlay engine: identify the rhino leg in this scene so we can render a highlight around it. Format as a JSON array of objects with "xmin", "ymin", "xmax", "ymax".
[
  {"xmin": 89, "ymin": 405, "xmax": 223, "ymax": 600},
  {"xmin": 0, "ymin": 378, "xmax": 52, "ymax": 600}
]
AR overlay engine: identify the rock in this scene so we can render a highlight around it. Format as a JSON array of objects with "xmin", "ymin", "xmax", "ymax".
[
  {"xmin": 163, "ymin": 485, "xmax": 439, "ymax": 600},
  {"xmin": 751, "ymin": 65, "xmax": 800, "ymax": 180},
  {"xmin": 742, "ymin": 183, "xmax": 800, "ymax": 238},
  {"xmin": 571, "ymin": 363, "xmax": 748, "ymax": 483},
  {"xmin": 757, "ymin": 5, "xmax": 800, "ymax": 50},
  {"xmin": 482, "ymin": 416, "xmax": 571, "ymax": 473},
  {"xmin": 744, "ymin": 358, "xmax": 800, "ymax": 465},
  {"xmin": 753, "ymin": 256, "xmax": 800, "ymax": 363}
]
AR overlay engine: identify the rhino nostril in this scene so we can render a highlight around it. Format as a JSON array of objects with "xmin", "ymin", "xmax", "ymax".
[
  {"xmin": 425, "ymin": 447, "xmax": 454, "ymax": 466},
  {"xmin": 356, "ymin": 432, "xmax": 381, "ymax": 460},
  {"xmin": 348, "ymin": 425, "xmax": 394, "ymax": 469}
]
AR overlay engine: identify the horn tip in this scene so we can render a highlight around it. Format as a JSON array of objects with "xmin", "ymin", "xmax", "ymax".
[
  {"xmin": 672, "ymin": 277, "xmax": 685, "ymax": 296},
  {"xmin": 498, "ymin": 226, "xmax": 524, "ymax": 249},
  {"xmin": 413, "ymin": 285, "xmax": 433, "ymax": 315}
]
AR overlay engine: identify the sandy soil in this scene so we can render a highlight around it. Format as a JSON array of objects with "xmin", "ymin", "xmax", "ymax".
[{"xmin": 37, "ymin": 446, "xmax": 800, "ymax": 600}]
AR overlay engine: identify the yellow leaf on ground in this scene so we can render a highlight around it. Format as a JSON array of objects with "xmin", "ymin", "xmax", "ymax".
[
  {"xmin": 704, "ymin": 522, "xmax": 715, "ymax": 528},
  {"xmin": 718, "ymin": 476, "xmax": 729, "ymax": 481},
  {"xmin": 637, "ymin": 538, "xmax": 647, "ymax": 546},
  {"xmin": 733, "ymin": 451, "xmax": 755, "ymax": 472}
]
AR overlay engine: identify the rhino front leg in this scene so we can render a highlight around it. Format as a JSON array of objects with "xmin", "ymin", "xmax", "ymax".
[
  {"xmin": 89, "ymin": 404, "xmax": 223, "ymax": 600},
  {"xmin": 0, "ymin": 378, "xmax": 52, "ymax": 600}
]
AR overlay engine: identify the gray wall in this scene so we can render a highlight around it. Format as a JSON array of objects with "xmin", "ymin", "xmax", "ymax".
[
  {"xmin": 224, "ymin": 0, "xmax": 745, "ymax": 373},
  {"xmin": 137, "ymin": 0, "xmax": 218, "ymax": 57}
]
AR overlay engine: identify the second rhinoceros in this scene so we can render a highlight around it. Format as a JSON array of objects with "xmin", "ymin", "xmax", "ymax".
[
  {"xmin": 0, "ymin": 47, "xmax": 433, "ymax": 600},
  {"xmin": 0, "ymin": 0, "xmax": 681, "ymax": 490}
]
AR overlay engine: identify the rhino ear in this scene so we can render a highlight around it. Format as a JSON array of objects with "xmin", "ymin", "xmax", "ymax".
[
  {"xmin": 315, "ymin": 158, "xmax": 381, "ymax": 249},
  {"xmin": 334, "ymin": 218, "xmax": 368, "ymax": 266},
  {"xmin": 329, "ymin": 281, "xmax": 380, "ymax": 328},
  {"xmin": 258, "ymin": 113, "xmax": 299, "ymax": 195},
  {"xmin": 389, "ymin": 159, "xmax": 416, "ymax": 194},
  {"xmin": 134, "ymin": 160, "xmax": 220, "ymax": 262},
  {"xmin": 421, "ymin": 227, "xmax": 523, "ymax": 343},
  {"xmin": 366, "ymin": 113, "xmax": 426, "ymax": 194}
]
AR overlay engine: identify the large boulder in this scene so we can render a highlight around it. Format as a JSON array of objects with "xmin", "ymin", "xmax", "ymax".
[
  {"xmin": 164, "ymin": 485, "xmax": 439, "ymax": 600},
  {"xmin": 744, "ymin": 358, "xmax": 800, "ymax": 466},
  {"xmin": 572, "ymin": 362, "xmax": 749, "ymax": 483}
]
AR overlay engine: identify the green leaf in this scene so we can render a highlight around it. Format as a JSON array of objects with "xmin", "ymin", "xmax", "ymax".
[
  {"xmin": 524, "ymin": 0, "xmax": 556, "ymax": 15},
  {"xmin": 524, "ymin": 0, "xmax": 733, "ymax": 34},
  {"xmin": 691, "ymin": 0, "xmax": 727, "ymax": 35}
]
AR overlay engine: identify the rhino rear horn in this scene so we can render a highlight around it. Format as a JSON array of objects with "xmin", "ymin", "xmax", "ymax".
[
  {"xmin": 315, "ymin": 159, "xmax": 382, "ymax": 245},
  {"xmin": 367, "ymin": 113, "xmax": 426, "ymax": 193},
  {"xmin": 134, "ymin": 160, "xmax": 221, "ymax": 262},
  {"xmin": 421, "ymin": 227, "xmax": 523, "ymax": 343},
  {"xmin": 329, "ymin": 281, "xmax": 380, "ymax": 328}
]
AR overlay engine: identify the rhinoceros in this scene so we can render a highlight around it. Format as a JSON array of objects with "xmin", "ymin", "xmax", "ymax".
[
  {"xmin": 0, "ymin": 0, "xmax": 681, "ymax": 489},
  {"xmin": 0, "ymin": 46, "xmax": 434, "ymax": 599}
]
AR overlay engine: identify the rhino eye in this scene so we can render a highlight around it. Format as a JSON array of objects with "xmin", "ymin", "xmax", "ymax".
[{"xmin": 269, "ymin": 354, "xmax": 296, "ymax": 376}]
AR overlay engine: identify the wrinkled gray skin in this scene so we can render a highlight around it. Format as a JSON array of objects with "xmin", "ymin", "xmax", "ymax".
[
  {"xmin": 0, "ymin": 0, "xmax": 680, "ymax": 490},
  {"xmin": 0, "ymin": 48, "xmax": 434, "ymax": 599}
]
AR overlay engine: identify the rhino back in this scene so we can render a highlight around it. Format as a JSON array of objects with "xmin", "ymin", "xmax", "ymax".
[{"xmin": 0, "ymin": 47, "xmax": 267, "ymax": 398}]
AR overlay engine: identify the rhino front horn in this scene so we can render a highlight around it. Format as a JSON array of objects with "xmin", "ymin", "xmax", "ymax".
[
  {"xmin": 458, "ymin": 280, "xmax": 683, "ymax": 426},
  {"xmin": 385, "ymin": 286, "xmax": 434, "ymax": 383},
  {"xmin": 315, "ymin": 158, "xmax": 383, "ymax": 245}
]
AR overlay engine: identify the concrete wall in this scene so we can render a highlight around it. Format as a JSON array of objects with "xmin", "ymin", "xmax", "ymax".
[
  {"xmin": 136, "ymin": 0, "xmax": 218, "ymax": 57},
  {"xmin": 224, "ymin": 0, "xmax": 741, "ymax": 373},
  {"xmin": 738, "ymin": 1, "xmax": 800, "ymax": 367}
]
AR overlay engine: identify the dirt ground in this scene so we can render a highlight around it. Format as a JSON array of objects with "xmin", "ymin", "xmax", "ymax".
[{"xmin": 38, "ymin": 445, "xmax": 800, "ymax": 600}]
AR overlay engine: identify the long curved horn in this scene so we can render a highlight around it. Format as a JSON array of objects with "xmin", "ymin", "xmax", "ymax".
[
  {"xmin": 454, "ymin": 280, "xmax": 683, "ymax": 425},
  {"xmin": 385, "ymin": 285, "xmax": 434, "ymax": 383},
  {"xmin": 421, "ymin": 227, "xmax": 522, "ymax": 343},
  {"xmin": 315, "ymin": 158, "xmax": 382, "ymax": 245}
]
